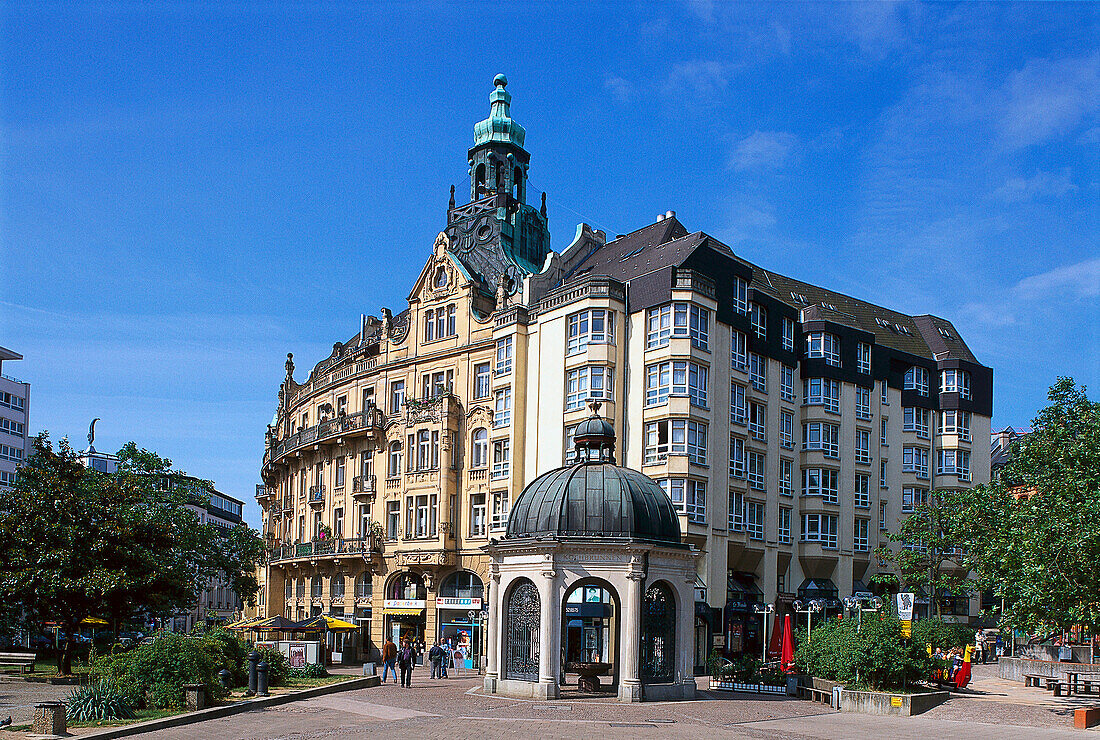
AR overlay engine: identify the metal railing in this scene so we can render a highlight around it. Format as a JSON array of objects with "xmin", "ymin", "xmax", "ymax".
[
  {"xmin": 308, "ymin": 485, "xmax": 325, "ymax": 504},
  {"xmin": 269, "ymin": 536, "xmax": 380, "ymax": 563},
  {"xmin": 263, "ymin": 409, "xmax": 382, "ymax": 468},
  {"xmin": 352, "ymin": 475, "xmax": 376, "ymax": 493}
]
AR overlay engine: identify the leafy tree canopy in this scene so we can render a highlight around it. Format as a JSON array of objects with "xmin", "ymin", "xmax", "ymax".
[
  {"xmin": 0, "ymin": 434, "xmax": 263, "ymax": 672},
  {"xmin": 955, "ymin": 377, "xmax": 1100, "ymax": 633}
]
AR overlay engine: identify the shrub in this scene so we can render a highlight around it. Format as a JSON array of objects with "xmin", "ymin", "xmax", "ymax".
[
  {"xmin": 288, "ymin": 662, "xmax": 328, "ymax": 679},
  {"xmin": 796, "ymin": 614, "xmax": 930, "ymax": 692},
  {"xmin": 202, "ymin": 628, "xmax": 250, "ymax": 687},
  {"xmin": 253, "ymin": 646, "xmax": 289, "ymax": 686},
  {"xmin": 67, "ymin": 680, "xmax": 135, "ymax": 722},
  {"xmin": 94, "ymin": 631, "xmax": 229, "ymax": 710}
]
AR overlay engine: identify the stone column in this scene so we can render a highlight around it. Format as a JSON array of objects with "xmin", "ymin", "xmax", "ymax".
[
  {"xmin": 680, "ymin": 565, "xmax": 697, "ymax": 697},
  {"xmin": 538, "ymin": 567, "xmax": 559, "ymax": 699},
  {"xmin": 619, "ymin": 569, "xmax": 644, "ymax": 702},
  {"xmin": 483, "ymin": 565, "xmax": 501, "ymax": 693}
]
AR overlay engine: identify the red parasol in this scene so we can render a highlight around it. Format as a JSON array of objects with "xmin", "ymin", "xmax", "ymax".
[
  {"xmin": 767, "ymin": 612, "xmax": 783, "ymax": 660},
  {"xmin": 781, "ymin": 613, "xmax": 795, "ymax": 673}
]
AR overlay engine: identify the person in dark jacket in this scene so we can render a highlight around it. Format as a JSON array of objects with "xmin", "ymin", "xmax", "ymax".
[
  {"xmin": 396, "ymin": 639, "xmax": 416, "ymax": 687},
  {"xmin": 381, "ymin": 638, "xmax": 398, "ymax": 684},
  {"xmin": 429, "ymin": 640, "xmax": 444, "ymax": 679}
]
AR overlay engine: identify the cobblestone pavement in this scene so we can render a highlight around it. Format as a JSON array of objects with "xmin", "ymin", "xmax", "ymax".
[
  {"xmin": 0, "ymin": 678, "xmax": 72, "ymax": 725},
  {"xmin": 131, "ymin": 670, "xmax": 1092, "ymax": 740}
]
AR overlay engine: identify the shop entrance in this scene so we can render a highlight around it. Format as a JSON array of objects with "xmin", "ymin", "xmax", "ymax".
[
  {"xmin": 384, "ymin": 572, "xmax": 427, "ymax": 664},
  {"xmin": 437, "ymin": 571, "xmax": 485, "ymax": 670}
]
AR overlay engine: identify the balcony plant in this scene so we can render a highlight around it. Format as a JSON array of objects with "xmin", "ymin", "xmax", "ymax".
[{"xmin": 315, "ymin": 523, "xmax": 333, "ymax": 542}]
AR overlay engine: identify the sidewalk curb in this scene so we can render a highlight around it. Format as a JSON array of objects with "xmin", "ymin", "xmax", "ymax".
[{"xmin": 74, "ymin": 675, "xmax": 380, "ymax": 739}]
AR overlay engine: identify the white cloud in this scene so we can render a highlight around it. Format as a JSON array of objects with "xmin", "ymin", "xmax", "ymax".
[
  {"xmin": 662, "ymin": 61, "xmax": 731, "ymax": 100},
  {"xmin": 995, "ymin": 169, "xmax": 1078, "ymax": 203},
  {"xmin": 730, "ymin": 131, "xmax": 798, "ymax": 171},
  {"xmin": 1014, "ymin": 257, "xmax": 1100, "ymax": 300},
  {"xmin": 999, "ymin": 52, "xmax": 1100, "ymax": 149},
  {"xmin": 603, "ymin": 75, "xmax": 635, "ymax": 105}
]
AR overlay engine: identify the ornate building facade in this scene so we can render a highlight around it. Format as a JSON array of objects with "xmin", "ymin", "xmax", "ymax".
[{"xmin": 253, "ymin": 75, "xmax": 993, "ymax": 668}]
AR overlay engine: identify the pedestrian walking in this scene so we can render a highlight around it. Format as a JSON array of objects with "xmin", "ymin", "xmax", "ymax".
[
  {"xmin": 381, "ymin": 637, "xmax": 398, "ymax": 684},
  {"xmin": 429, "ymin": 640, "xmax": 444, "ymax": 679},
  {"xmin": 441, "ymin": 638, "xmax": 450, "ymax": 678},
  {"xmin": 397, "ymin": 639, "xmax": 416, "ymax": 687}
]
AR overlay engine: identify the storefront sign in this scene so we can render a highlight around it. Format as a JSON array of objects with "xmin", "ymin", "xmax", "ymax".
[
  {"xmin": 435, "ymin": 597, "xmax": 481, "ymax": 609},
  {"xmin": 565, "ymin": 603, "xmax": 612, "ymax": 619},
  {"xmin": 383, "ymin": 599, "xmax": 426, "ymax": 610}
]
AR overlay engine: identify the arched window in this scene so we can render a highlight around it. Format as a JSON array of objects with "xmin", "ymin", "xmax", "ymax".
[
  {"xmin": 296, "ymin": 577, "xmax": 305, "ymax": 599},
  {"xmin": 640, "ymin": 582, "xmax": 675, "ymax": 683},
  {"xmin": 284, "ymin": 579, "xmax": 292, "ymax": 600},
  {"xmin": 471, "ymin": 428, "xmax": 488, "ymax": 468},
  {"xmin": 506, "ymin": 579, "xmax": 540, "ymax": 681},
  {"xmin": 311, "ymin": 576, "xmax": 323, "ymax": 599},
  {"xmin": 389, "ymin": 572, "xmax": 425, "ymax": 601},
  {"xmin": 513, "ymin": 166, "xmax": 522, "ymax": 199},
  {"xmin": 476, "ymin": 163, "xmax": 486, "ymax": 193},
  {"xmin": 388, "ymin": 442, "xmax": 402, "ymax": 478},
  {"xmin": 440, "ymin": 571, "xmax": 484, "ymax": 600},
  {"xmin": 356, "ymin": 572, "xmax": 372, "ymax": 599},
  {"xmin": 331, "ymin": 576, "xmax": 345, "ymax": 599}
]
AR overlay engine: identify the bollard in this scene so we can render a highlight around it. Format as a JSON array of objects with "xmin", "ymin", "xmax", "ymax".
[
  {"xmin": 247, "ymin": 650, "xmax": 260, "ymax": 696},
  {"xmin": 32, "ymin": 701, "xmax": 67, "ymax": 736},
  {"xmin": 218, "ymin": 668, "xmax": 232, "ymax": 688},
  {"xmin": 182, "ymin": 683, "xmax": 206, "ymax": 711},
  {"xmin": 256, "ymin": 660, "xmax": 269, "ymax": 697}
]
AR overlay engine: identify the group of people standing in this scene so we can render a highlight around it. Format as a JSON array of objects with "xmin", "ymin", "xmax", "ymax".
[{"xmin": 380, "ymin": 636, "xmax": 467, "ymax": 687}]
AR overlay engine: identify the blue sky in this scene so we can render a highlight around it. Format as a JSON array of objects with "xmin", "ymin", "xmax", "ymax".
[{"xmin": 2, "ymin": 2, "xmax": 1096, "ymax": 528}]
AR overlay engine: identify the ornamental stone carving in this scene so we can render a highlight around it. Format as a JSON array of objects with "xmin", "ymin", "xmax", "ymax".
[{"xmin": 396, "ymin": 551, "xmax": 454, "ymax": 567}]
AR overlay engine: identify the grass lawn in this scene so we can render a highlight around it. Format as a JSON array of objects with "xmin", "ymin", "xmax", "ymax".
[{"xmin": 283, "ymin": 674, "xmax": 356, "ymax": 689}]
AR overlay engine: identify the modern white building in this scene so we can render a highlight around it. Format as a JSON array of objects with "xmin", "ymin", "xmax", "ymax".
[{"xmin": 0, "ymin": 347, "xmax": 30, "ymax": 490}]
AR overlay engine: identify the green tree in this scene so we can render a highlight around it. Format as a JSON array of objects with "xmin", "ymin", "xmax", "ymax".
[
  {"xmin": 872, "ymin": 493, "xmax": 976, "ymax": 618},
  {"xmin": 0, "ymin": 435, "xmax": 264, "ymax": 673},
  {"xmin": 950, "ymin": 378, "xmax": 1100, "ymax": 633}
]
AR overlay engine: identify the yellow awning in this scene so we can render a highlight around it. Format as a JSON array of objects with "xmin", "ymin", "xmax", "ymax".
[
  {"xmin": 80, "ymin": 617, "xmax": 108, "ymax": 626},
  {"xmin": 383, "ymin": 608, "xmax": 424, "ymax": 616},
  {"xmin": 324, "ymin": 616, "xmax": 358, "ymax": 631}
]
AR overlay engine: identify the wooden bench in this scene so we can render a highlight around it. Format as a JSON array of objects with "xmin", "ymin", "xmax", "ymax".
[
  {"xmin": 797, "ymin": 685, "xmax": 833, "ymax": 706},
  {"xmin": 1024, "ymin": 673, "xmax": 1047, "ymax": 688},
  {"xmin": 0, "ymin": 651, "xmax": 36, "ymax": 674}
]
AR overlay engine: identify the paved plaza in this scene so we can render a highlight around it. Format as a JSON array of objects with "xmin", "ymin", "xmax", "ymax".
[
  {"xmin": 131, "ymin": 666, "xmax": 1097, "ymax": 740},
  {"xmin": 2, "ymin": 664, "xmax": 1095, "ymax": 738}
]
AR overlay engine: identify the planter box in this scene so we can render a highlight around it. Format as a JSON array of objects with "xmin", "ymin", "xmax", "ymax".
[
  {"xmin": 839, "ymin": 688, "xmax": 949, "ymax": 716},
  {"xmin": 709, "ymin": 679, "xmax": 786, "ymax": 694}
]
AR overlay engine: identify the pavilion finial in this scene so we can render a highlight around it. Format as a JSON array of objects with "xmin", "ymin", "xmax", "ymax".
[{"xmin": 588, "ymin": 400, "xmax": 602, "ymax": 416}]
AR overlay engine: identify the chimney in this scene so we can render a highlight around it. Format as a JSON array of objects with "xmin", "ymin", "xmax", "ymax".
[{"xmin": 665, "ymin": 210, "xmax": 675, "ymax": 219}]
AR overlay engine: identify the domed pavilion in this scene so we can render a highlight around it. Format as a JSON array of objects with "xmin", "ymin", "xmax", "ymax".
[{"xmin": 482, "ymin": 403, "xmax": 698, "ymax": 702}]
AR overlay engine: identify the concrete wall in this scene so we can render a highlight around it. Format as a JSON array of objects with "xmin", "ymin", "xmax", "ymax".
[
  {"xmin": 839, "ymin": 689, "xmax": 949, "ymax": 716},
  {"xmin": 999, "ymin": 656, "xmax": 1100, "ymax": 682}
]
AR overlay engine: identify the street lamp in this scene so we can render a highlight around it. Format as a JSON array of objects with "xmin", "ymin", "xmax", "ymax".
[
  {"xmin": 842, "ymin": 596, "xmax": 883, "ymax": 632},
  {"xmin": 792, "ymin": 599, "xmax": 825, "ymax": 644},
  {"xmin": 752, "ymin": 603, "xmax": 775, "ymax": 665}
]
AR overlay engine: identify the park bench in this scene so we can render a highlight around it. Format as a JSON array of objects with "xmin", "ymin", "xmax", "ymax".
[
  {"xmin": 0, "ymin": 651, "xmax": 36, "ymax": 674},
  {"xmin": 1024, "ymin": 673, "xmax": 1047, "ymax": 688},
  {"xmin": 797, "ymin": 685, "xmax": 833, "ymax": 706},
  {"xmin": 1063, "ymin": 671, "xmax": 1100, "ymax": 695}
]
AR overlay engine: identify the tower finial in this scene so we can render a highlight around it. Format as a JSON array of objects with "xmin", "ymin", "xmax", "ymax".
[
  {"xmin": 448, "ymin": 184, "xmax": 455, "ymax": 210},
  {"xmin": 494, "ymin": 73, "xmax": 507, "ymax": 88},
  {"xmin": 540, "ymin": 191, "xmax": 547, "ymax": 219}
]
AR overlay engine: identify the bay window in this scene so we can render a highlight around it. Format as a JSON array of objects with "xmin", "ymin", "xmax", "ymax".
[
  {"xmin": 806, "ymin": 332, "xmax": 840, "ymax": 366},
  {"xmin": 801, "ymin": 513, "xmax": 838, "ymax": 548},
  {"xmin": 802, "ymin": 467, "xmax": 839, "ymax": 503},
  {"xmin": 567, "ymin": 308, "xmax": 614, "ymax": 354}
]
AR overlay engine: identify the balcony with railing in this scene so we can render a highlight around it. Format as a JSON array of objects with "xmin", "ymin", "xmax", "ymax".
[
  {"xmin": 308, "ymin": 485, "xmax": 325, "ymax": 507},
  {"xmin": 269, "ymin": 536, "xmax": 382, "ymax": 565},
  {"xmin": 263, "ymin": 408, "xmax": 383, "ymax": 469},
  {"xmin": 352, "ymin": 474, "xmax": 376, "ymax": 497}
]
